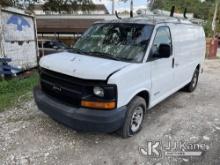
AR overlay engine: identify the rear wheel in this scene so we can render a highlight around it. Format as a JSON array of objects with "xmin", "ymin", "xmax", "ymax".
[
  {"xmin": 117, "ymin": 96, "xmax": 146, "ymax": 138},
  {"xmin": 184, "ymin": 68, "xmax": 199, "ymax": 92}
]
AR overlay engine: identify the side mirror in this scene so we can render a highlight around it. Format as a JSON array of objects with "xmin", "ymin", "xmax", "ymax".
[{"xmin": 158, "ymin": 44, "xmax": 171, "ymax": 58}]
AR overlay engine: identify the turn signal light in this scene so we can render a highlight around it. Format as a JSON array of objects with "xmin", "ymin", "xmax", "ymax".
[{"xmin": 81, "ymin": 100, "xmax": 116, "ymax": 110}]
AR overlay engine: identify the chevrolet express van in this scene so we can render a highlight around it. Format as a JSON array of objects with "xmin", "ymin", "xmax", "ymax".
[{"xmin": 34, "ymin": 15, "xmax": 206, "ymax": 138}]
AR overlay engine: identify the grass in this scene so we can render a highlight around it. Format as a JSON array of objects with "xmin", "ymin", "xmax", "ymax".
[{"xmin": 0, "ymin": 72, "xmax": 39, "ymax": 112}]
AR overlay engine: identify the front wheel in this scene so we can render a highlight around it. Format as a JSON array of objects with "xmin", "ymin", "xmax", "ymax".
[
  {"xmin": 184, "ymin": 68, "xmax": 199, "ymax": 92},
  {"xmin": 117, "ymin": 96, "xmax": 146, "ymax": 138}
]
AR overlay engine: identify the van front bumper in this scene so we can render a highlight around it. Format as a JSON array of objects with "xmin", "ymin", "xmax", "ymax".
[{"xmin": 33, "ymin": 86, "xmax": 127, "ymax": 133}]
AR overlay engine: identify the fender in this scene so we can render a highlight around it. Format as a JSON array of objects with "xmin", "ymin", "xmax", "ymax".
[
  {"xmin": 125, "ymin": 89, "xmax": 151, "ymax": 110},
  {"xmin": 107, "ymin": 63, "xmax": 152, "ymax": 108},
  {"xmin": 106, "ymin": 64, "xmax": 131, "ymax": 82}
]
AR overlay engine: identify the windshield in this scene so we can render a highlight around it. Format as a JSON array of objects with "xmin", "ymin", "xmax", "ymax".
[{"xmin": 73, "ymin": 23, "xmax": 154, "ymax": 63}]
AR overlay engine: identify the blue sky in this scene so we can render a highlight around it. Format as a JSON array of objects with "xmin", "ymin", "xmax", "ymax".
[{"xmin": 93, "ymin": 0, "xmax": 149, "ymax": 13}]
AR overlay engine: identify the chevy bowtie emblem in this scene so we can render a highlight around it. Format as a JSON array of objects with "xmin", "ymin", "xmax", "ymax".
[
  {"xmin": 71, "ymin": 57, "xmax": 76, "ymax": 61},
  {"xmin": 52, "ymin": 85, "xmax": 62, "ymax": 92}
]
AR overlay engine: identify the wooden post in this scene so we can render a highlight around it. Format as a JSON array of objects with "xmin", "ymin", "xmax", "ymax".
[
  {"xmin": 112, "ymin": 0, "xmax": 115, "ymax": 15},
  {"xmin": 0, "ymin": 5, "xmax": 4, "ymax": 57},
  {"xmin": 212, "ymin": 1, "xmax": 219, "ymax": 39},
  {"xmin": 42, "ymin": 35, "xmax": 44, "ymax": 57},
  {"xmin": 0, "ymin": 6, "xmax": 5, "ymax": 79},
  {"xmin": 0, "ymin": 5, "xmax": 4, "ymax": 79},
  {"xmin": 148, "ymin": 0, "xmax": 155, "ymax": 11}
]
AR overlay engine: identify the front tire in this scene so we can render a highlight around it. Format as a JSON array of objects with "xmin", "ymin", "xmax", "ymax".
[
  {"xmin": 184, "ymin": 68, "xmax": 199, "ymax": 92},
  {"xmin": 117, "ymin": 96, "xmax": 146, "ymax": 138}
]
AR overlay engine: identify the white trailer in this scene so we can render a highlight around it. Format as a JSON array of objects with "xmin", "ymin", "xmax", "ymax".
[{"xmin": 0, "ymin": 7, "xmax": 38, "ymax": 72}]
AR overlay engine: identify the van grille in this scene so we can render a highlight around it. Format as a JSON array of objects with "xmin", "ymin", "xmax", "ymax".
[{"xmin": 40, "ymin": 68, "xmax": 106, "ymax": 107}]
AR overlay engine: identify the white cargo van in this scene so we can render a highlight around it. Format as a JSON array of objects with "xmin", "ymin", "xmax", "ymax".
[{"xmin": 34, "ymin": 15, "xmax": 206, "ymax": 138}]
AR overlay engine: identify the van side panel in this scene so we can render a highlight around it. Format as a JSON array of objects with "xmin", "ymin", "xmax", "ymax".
[
  {"xmin": 109, "ymin": 24, "xmax": 206, "ymax": 109},
  {"xmin": 108, "ymin": 64, "xmax": 151, "ymax": 108},
  {"xmin": 170, "ymin": 24, "xmax": 206, "ymax": 89}
]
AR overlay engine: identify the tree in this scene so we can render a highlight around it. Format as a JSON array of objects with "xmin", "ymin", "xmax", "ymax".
[
  {"xmin": 152, "ymin": 0, "xmax": 217, "ymax": 19},
  {"xmin": 152, "ymin": 0, "xmax": 219, "ymax": 36},
  {"xmin": 0, "ymin": 0, "xmax": 39, "ymax": 9},
  {"xmin": 0, "ymin": 0, "xmax": 15, "ymax": 7},
  {"xmin": 42, "ymin": 0, "xmax": 95, "ymax": 14}
]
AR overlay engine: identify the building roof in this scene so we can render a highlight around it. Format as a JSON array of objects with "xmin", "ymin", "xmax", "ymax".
[
  {"xmin": 94, "ymin": 4, "xmax": 109, "ymax": 14},
  {"xmin": 36, "ymin": 14, "xmax": 201, "ymax": 34},
  {"xmin": 32, "ymin": 4, "xmax": 109, "ymax": 14},
  {"xmin": 37, "ymin": 18, "xmax": 101, "ymax": 33},
  {"xmin": 1, "ymin": 7, "xmax": 35, "ymax": 17},
  {"xmin": 36, "ymin": 15, "xmax": 114, "ymax": 33}
]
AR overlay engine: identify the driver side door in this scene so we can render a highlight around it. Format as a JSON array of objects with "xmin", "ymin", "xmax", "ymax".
[{"xmin": 149, "ymin": 26, "xmax": 175, "ymax": 106}]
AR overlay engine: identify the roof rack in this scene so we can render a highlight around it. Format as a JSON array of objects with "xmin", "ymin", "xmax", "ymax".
[
  {"xmin": 114, "ymin": 6, "xmax": 203, "ymax": 25},
  {"xmin": 135, "ymin": 5, "xmax": 200, "ymax": 25},
  {"xmin": 133, "ymin": 14, "xmax": 192, "ymax": 24}
]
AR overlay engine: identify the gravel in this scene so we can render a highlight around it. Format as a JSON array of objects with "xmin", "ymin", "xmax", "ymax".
[{"xmin": 0, "ymin": 60, "xmax": 220, "ymax": 165}]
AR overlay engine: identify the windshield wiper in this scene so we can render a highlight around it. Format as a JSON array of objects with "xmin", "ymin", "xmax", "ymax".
[
  {"xmin": 70, "ymin": 49, "xmax": 132, "ymax": 62},
  {"xmin": 87, "ymin": 51, "xmax": 121, "ymax": 61},
  {"xmin": 69, "ymin": 48, "xmax": 88, "ymax": 55}
]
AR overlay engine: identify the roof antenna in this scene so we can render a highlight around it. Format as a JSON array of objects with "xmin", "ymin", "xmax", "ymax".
[
  {"xmin": 183, "ymin": 8, "xmax": 188, "ymax": 18},
  {"xmin": 130, "ymin": 0, "xmax": 133, "ymax": 18},
  {"xmin": 130, "ymin": 10, "xmax": 133, "ymax": 18},
  {"xmin": 115, "ymin": 11, "xmax": 122, "ymax": 19},
  {"xmin": 170, "ymin": 6, "xmax": 175, "ymax": 17}
]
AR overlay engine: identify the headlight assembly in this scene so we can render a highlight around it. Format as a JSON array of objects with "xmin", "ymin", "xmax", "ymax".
[{"xmin": 93, "ymin": 86, "xmax": 104, "ymax": 97}]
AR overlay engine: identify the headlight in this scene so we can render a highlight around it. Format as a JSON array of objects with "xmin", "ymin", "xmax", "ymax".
[
  {"xmin": 82, "ymin": 85, "xmax": 117, "ymax": 109},
  {"xmin": 93, "ymin": 86, "xmax": 104, "ymax": 97}
]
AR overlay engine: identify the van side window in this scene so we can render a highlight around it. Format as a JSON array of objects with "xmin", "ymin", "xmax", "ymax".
[
  {"xmin": 151, "ymin": 27, "xmax": 172, "ymax": 57},
  {"xmin": 43, "ymin": 41, "xmax": 53, "ymax": 48}
]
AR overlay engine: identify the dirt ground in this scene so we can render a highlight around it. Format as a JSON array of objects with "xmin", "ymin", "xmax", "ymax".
[{"xmin": 1, "ymin": 60, "xmax": 220, "ymax": 165}]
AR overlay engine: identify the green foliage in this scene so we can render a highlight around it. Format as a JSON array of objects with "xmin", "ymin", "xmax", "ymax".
[
  {"xmin": 0, "ymin": 0, "xmax": 38, "ymax": 9},
  {"xmin": 152, "ymin": 0, "xmax": 215, "ymax": 19},
  {"xmin": 0, "ymin": 0, "xmax": 14, "ymax": 7},
  {"xmin": 42, "ymin": 0, "xmax": 95, "ymax": 14},
  {"xmin": 0, "ymin": 72, "xmax": 39, "ymax": 112},
  {"xmin": 152, "ymin": 0, "xmax": 219, "ymax": 36},
  {"xmin": 204, "ymin": 20, "xmax": 213, "ymax": 37}
]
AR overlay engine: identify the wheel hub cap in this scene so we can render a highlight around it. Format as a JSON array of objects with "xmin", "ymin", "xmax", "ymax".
[
  {"xmin": 192, "ymin": 72, "xmax": 198, "ymax": 88},
  {"xmin": 130, "ymin": 106, "xmax": 144, "ymax": 132}
]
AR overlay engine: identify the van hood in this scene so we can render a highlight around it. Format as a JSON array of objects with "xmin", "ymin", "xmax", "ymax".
[{"xmin": 39, "ymin": 52, "xmax": 130, "ymax": 80}]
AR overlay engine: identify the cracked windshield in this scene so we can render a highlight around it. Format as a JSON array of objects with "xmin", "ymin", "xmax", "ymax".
[{"xmin": 73, "ymin": 23, "xmax": 154, "ymax": 62}]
